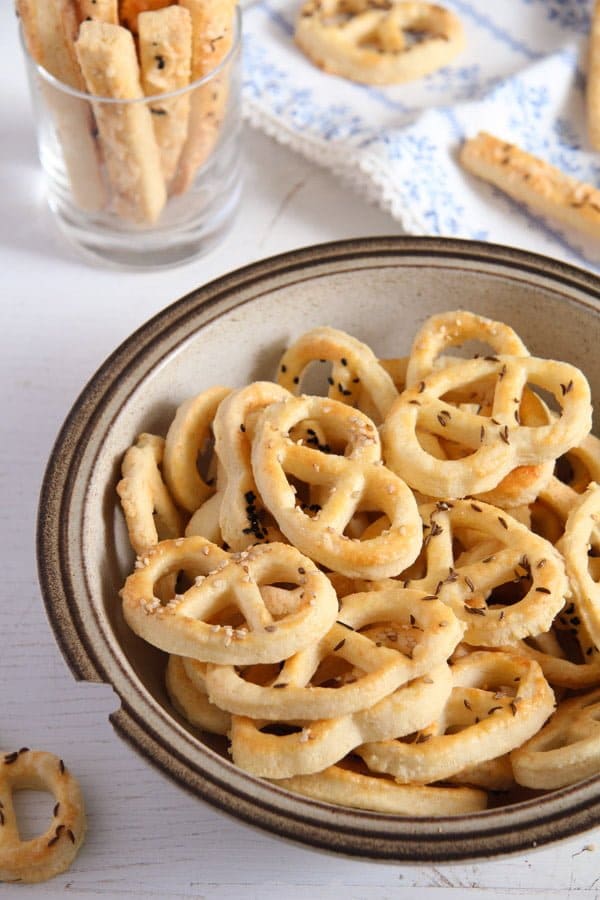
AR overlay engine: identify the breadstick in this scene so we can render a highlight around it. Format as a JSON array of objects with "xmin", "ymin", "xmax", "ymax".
[
  {"xmin": 16, "ymin": 0, "xmax": 106, "ymax": 211},
  {"xmin": 119, "ymin": 0, "xmax": 171, "ymax": 33},
  {"xmin": 75, "ymin": 21, "xmax": 167, "ymax": 224},
  {"xmin": 171, "ymin": 0, "xmax": 237, "ymax": 195},
  {"xmin": 77, "ymin": 0, "xmax": 119, "ymax": 23},
  {"xmin": 588, "ymin": 1, "xmax": 600, "ymax": 150},
  {"xmin": 460, "ymin": 131, "xmax": 600, "ymax": 240},
  {"xmin": 138, "ymin": 6, "xmax": 193, "ymax": 184}
]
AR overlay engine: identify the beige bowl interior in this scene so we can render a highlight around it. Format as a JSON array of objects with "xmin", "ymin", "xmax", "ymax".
[{"xmin": 38, "ymin": 238, "xmax": 600, "ymax": 861}]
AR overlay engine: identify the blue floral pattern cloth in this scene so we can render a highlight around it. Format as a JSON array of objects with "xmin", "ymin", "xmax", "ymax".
[{"xmin": 242, "ymin": 0, "xmax": 600, "ymax": 270}]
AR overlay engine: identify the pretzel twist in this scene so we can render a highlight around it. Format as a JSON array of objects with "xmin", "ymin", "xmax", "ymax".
[
  {"xmin": 197, "ymin": 587, "xmax": 463, "ymax": 719},
  {"xmin": 230, "ymin": 663, "xmax": 453, "ymax": 778},
  {"xmin": 116, "ymin": 433, "xmax": 185, "ymax": 556},
  {"xmin": 252, "ymin": 396, "xmax": 422, "ymax": 579},
  {"xmin": 121, "ymin": 537, "xmax": 338, "ymax": 664},
  {"xmin": 511, "ymin": 688, "xmax": 600, "ymax": 789},
  {"xmin": 295, "ymin": 0, "xmax": 465, "ymax": 86},
  {"xmin": 0, "ymin": 750, "xmax": 85, "ymax": 884},
  {"xmin": 358, "ymin": 651, "xmax": 555, "ymax": 784},
  {"xmin": 213, "ymin": 382, "xmax": 290, "ymax": 549},
  {"xmin": 165, "ymin": 654, "xmax": 231, "ymax": 736},
  {"xmin": 277, "ymin": 326, "xmax": 398, "ymax": 423},
  {"xmin": 383, "ymin": 355, "xmax": 592, "ymax": 498},
  {"xmin": 274, "ymin": 761, "xmax": 487, "ymax": 814},
  {"xmin": 560, "ymin": 482, "xmax": 600, "ymax": 653}
]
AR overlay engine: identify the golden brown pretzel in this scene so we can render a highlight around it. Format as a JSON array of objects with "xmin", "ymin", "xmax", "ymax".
[
  {"xmin": 251, "ymin": 395, "xmax": 422, "ymax": 579},
  {"xmin": 0, "ymin": 750, "xmax": 85, "ymax": 884}
]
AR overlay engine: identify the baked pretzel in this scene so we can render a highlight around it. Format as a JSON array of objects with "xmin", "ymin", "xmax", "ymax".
[
  {"xmin": 358, "ymin": 651, "xmax": 555, "ymax": 784},
  {"xmin": 274, "ymin": 758, "xmax": 487, "ymax": 814},
  {"xmin": 295, "ymin": 0, "xmax": 465, "ymax": 86},
  {"xmin": 276, "ymin": 326, "xmax": 398, "ymax": 423},
  {"xmin": 447, "ymin": 754, "xmax": 516, "ymax": 792},
  {"xmin": 511, "ymin": 688, "xmax": 600, "ymax": 789},
  {"xmin": 251, "ymin": 395, "xmax": 422, "ymax": 579},
  {"xmin": 383, "ymin": 355, "xmax": 592, "ymax": 498},
  {"xmin": 121, "ymin": 537, "xmax": 338, "ymax": 664},
  {"xmin": 165, "ymin": 654, "xmax": 231, "ymax": 736},
  {"xmin": 185, "ymin": 491, "xmax": 224, "ymax": 545},
  {"xmin": 501, "ymin": 623, "xmax": 600, "ymax": 690},
  {"xmin": 560, "ymin": 482, "xmax": 600, "ymax": 653},
  {"xmin": 230, "ymin": 664, "xmax": 452, "ymax": 778},
  {"xmin": 116, "ymin": 433, "xmax": 185, "ymax": 556},
  {"xmin": 118, "ymin": 0, "xmax": 171, "ymax": 32},
  {"xmin": 163, "ymin": 386, "xmax": 230, "ymax": 513},
  {"xmin": 197, "ymin": 587, "xmax": 462, "ymax": 719},
  {"xmin": 405, "ymin": 310, "xmax": 529, "ymax": 388},
  {"xmin": 0, "ymin": 750, "xmax": 85, "ymax": 884},
  {"xmin": 213, "ymin": 382, "xmax": 290, "ymax": 550}
]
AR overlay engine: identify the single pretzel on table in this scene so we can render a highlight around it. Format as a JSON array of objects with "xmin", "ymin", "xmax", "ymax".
[
  {"xmin": 121, "ymin": 537, "xmax": 338, "ymax": 664},
  {"xmin": 251, "ymin": 395, "xmax": 422, "ymax": 579},
  {"xmin": 294, "ymin": 0, "xmax": 465, "ymax": 86},
  {"xmin": 357, "ymin": 651, "xmax": 555, "ymax": 784},
  {"xmin": 197, "ymin": 586, "xmax": 463, "ymax": 720},
  {"xmin": 383, "ymin": 354, "xmax": 592, "ymax": 499},
  {"xmin": 0, "ymin": 750, "xmax": 85, "ymax": 884},
  {"xmin": 511, "ymin": 687, "xmax": 600, "ymax": 790},
  {"xmin": 229, "ymin": 663, "xmax": 453, "ymax": 778}
]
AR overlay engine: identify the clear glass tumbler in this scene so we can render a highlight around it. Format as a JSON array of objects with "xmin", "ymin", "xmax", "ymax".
[{"xmin": 21, "ymin": 10, "xmax": 243, "ymax": 269}]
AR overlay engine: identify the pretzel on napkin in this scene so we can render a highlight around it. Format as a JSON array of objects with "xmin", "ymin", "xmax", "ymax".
[
  {"xmin": 460, "ymin": 132, "xmax": 600, "ymax": 240},
  {"xmin": 17, "ymin": 0, "xmax": 106, "ymax": 212},
  {"xmin": 138, "ymin": 6, "xmax": 193, "ymax": 184},
  {"xmin": 75, "ymin": 20, "xmax": 167, "ymax": 224},
  {"xmin": 0, "ymin": 750, "xmax": 85, "ymax": 884},
  {"xmin": 295, "ymin": 0, "xmax": 465, "ymax": 86}
]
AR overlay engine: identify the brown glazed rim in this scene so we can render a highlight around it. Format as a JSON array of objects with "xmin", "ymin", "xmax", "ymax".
[{"xmin": 37, "ymin": 237, "xmax": 600, "ymax": 862}]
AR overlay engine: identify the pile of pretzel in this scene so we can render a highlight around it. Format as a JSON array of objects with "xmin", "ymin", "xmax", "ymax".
[
  {"xmin": 118, "ymin": 310, "xmax": 600, "ymax": 815},
  {"xmin": 18, "ymin": 0, "xmax": 237, "ymax": 223}
]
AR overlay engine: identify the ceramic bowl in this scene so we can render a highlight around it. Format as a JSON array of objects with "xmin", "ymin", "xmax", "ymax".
[{"xmin": 37, "ymin": 237, "xmax": 600, "ymax": 861}]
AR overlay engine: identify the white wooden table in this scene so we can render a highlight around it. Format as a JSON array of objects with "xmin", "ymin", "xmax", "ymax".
[{"xmin": 2, "ymin": 4, "xmax": 600, "ymax": 897}]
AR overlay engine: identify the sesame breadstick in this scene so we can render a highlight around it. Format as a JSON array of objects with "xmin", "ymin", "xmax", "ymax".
[
  {"xmin": 16, "ymin": 0, "xmax": 106, "ymax": 211},
  {"xmin": 460, "ymin": 131, "xmax": 600, "ymax": 240},
  {"xmin": 588, "ymin": 0, "xmax": 600, "ymax": 150},
  {"xmin": 170, "ymin": 0, "xmax": 237, "ymax": 195},
  {"xmin": 77, "ymin": 0, "xmax": 119, "ymax": 23},
  {"xmin": 138, "ymin": 6, "xmax": 193, "ymax": 184},
  {"xmin": 75, "ymin": 21, "xmax": 167, "ymax": 224}
]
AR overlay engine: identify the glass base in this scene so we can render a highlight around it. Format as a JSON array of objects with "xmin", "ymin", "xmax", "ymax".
[{"xmin": 47, "ymin": 177, "xmax": 242, "ymax": 270}]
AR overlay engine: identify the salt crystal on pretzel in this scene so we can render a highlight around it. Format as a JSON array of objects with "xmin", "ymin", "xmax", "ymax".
[
  {"xmin": 295, "ymin": 0, "xmax": 465, "ymax": 86},
  {"xmin": 198, "ymin": 587, "xmax": 462, "ymax": 719},
  {"xmin": 213, "ymin": 382, "xmax": 291, "ymax": 550},
  {"xmin": 230, "ymin": 663, "xmax": 453, "ymax": 778},
  {"xmin": 405, "ymin": 309, "xmax": 529, "ymax": 388},
  {"xmin": 358, "ymin": 651, "xmax": 555, "ymax": 784},
  {"xmin": 138, "ymin": 6, "xmax": 193, "ymax": 184},
  {"xmin": 383, "ymin": 355, "xmax": 592, "ymax": 499},
  {"xmin": 276, "ymin": 326, "xmax": 398, "ymax": 423},
  {"xmin": 165, "ymin": 654, "xmax": 231, "ymax": 736},
  {"xmin": 163, "ymin": 386, "xmax": 230, "ymax": 513},
  {"xmin": 511, "ymin": 687, "xmax": 600, "ymax": 789},
  {"xmin": 274, "ymin": 759, "xmax": 487, "ymax": 814},
  {"xmin": 117, "ymin": 433, "xmax": 185, "ymax": 556},
  {"xmin": 0, "ymin": 750, "xmax": 85, "ymax": 884},
  {"xmin": 252, "ymin": 395, "xmax": 422, "ymax": 579},
  {"xmin": 121, "ymin": 537, "xmax": 338, "ymax": 664}
]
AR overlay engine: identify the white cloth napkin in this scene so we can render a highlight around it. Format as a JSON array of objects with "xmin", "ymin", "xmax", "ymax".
[{"xmin": 242, "ymin": 0, "xmax": 600, "ymax": 271}]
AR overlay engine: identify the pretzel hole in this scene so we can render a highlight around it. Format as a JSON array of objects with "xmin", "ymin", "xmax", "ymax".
[
  {"xmin": 237, "ymin": 663, "xmax": 282, "ymax": 685},
  {"xmin": 11, "ymin": 786, "xmax": 56, "ymax": 841},
  {"xmin": 259, "ymin": 723, "xmax": 304, "ymax": 736},
  {"xmin": 485, "ymin": 572, "xmax": 533, "ymax": 608},
  {"xmin": 312, "ymin": 657, "xmax": 358, "ymax": 687},
  {"xmin": 526, "ymin": 627, "xmax": 585, "ymax": 665},
  {"xmin": 196, "ymin": 434, "xmax": 217, "ymax": 485},
  {"xmin": 529, "ymin": 500, "xmax": 564, "ymax": 544}
]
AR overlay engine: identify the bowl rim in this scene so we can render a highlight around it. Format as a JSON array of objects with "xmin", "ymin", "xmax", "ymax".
[{"xmin": 36, "ymin": 235, "xmax": 600, "ymax": 862}]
